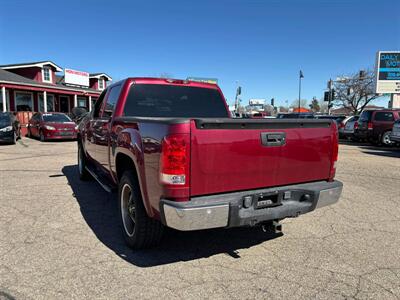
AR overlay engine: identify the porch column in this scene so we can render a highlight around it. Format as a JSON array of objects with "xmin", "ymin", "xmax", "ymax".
[
  {"xmin": 74, "ymin": 94, "xmax": 78, "ymax": 107},
  {"xmin": 43, "ymin": 91, "xmax": 47, "ymax": 113},
  {"xmin": 88, "ymin": 95, "xmax": 92, "ymax": 111},
  {"xmin": 1, "ymin": 86, "xmax": 6, "ymax": 112}
]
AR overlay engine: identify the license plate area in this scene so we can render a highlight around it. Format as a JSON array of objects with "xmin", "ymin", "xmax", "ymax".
[
  {"xmin": 255, "ymin": 192, "xmax": 281, "ymax": 209},
  {"xmin": 59, "ymin": 131, "xmax": 73, "ymax": 136}
]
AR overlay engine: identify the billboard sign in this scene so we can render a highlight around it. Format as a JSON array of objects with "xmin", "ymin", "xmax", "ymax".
[
  {"xmin": 375, "ymin": 51, "xmax": 400, "ymax": 93},
  {"xmin": 249, "ymin": 99, "xmax": 265, "ymax": 105},
  {"xmin": 64, "ymin": 68, "xmax": 89, "ymax": 87}
]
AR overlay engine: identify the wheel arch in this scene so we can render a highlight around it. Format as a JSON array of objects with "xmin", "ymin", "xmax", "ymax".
[{"xmin": 115, "ymin": 152, "xmax": 154, "ymax": 218}]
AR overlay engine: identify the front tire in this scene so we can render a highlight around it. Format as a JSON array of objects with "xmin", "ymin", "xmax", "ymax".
[
  {"xmin": 39, "ymin": 130, "xmax": 45, "ymax": 142},
  {"xmin": 118, "ymin": 171, "xmax": 163, "ymax": 249},
  {"xmin": 78, "ymin": 143, "xmax": 91, "ymax": 181},
  {"xmin": 12, "ymin": 131, "xmax": 17, "ymax": 145}
]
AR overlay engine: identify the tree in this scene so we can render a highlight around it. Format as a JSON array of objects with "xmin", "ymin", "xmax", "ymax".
[
  {"xmin": 333, "ymin": 69, "xmax": 379, "ymax": 115},
  {"xmin": 278, "ymin": 106, "xmax": 289, "ymax": 113},
  {"xmin": 290, "ymin": 99, "xmax": 308, "ymax": 108},
  {"xmin": 159, "ymin": 72, "xmax": 173, "ymax": 78},
  {"xmin": 309, "ymin": 97, "xmax": 320, "ymax": 112},
  {"xmin": 319, "ymin": 100, "xmax": 328, "ymax": 113}
]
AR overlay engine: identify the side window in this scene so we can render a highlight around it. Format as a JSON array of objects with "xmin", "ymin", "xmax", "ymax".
[
  {"xmin": 101, "ymin": 84, "xmax": 122, "ymax": 118},
  {"xmin": 374, "ymin": 112, "xmax": 394, "ymax": 121},
  {"xmin": 93, "ymin": 90, "xmax": 107, "ymax": 118}
]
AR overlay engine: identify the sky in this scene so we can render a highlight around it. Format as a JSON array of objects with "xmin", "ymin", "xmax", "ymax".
[{"xmin": 1, "ymin": 0, "xmax": 399, "ymax": 108}]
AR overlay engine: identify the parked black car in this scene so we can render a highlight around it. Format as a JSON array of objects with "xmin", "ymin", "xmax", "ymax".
[
  {"xmin": 0, "ymin": 112, "xmax": 21, "ymax": 144},
  {"xmin": 69, "ymin": 107, "xmax": 88, "ymax": 124}
]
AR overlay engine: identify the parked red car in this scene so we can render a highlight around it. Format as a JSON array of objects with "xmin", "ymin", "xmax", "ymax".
[
  {"xmin": 28, "ymin": 112, "xmax": 78, "ymax": 141},
  {"xmin": 355, "ymin": 109, "xmax": 400, "ymax": 145},
  {"xmin": 77, "ymin": 77, "xmax": 342, "ymax": 249}
]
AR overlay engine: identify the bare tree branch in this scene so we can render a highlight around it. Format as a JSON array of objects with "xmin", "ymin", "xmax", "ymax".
[{"xmin": 333, "ymin": 69, "xmax": 379, "ymax": 115}]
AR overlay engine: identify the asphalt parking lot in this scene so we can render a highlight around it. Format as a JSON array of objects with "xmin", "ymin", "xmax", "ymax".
[{"xmin": 0, "ymin": 138, "xmax": 399, "ymax": 300}]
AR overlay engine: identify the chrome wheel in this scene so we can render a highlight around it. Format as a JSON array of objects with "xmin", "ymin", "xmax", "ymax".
[
  {"xmin": 121, "ymin": 183, "xmax": 136, "ymax": 237},
  {"xmin": 382, "ymin": 132, "xmax": 392, "ymax": 145}
]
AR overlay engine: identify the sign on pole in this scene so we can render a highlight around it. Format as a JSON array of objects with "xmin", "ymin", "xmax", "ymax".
[
  {"xmin": 375, "ymin": 51, "xmax": 400, "ymax": 93},
  {"xmin": 64, "ymin": 68, "xmax": 89, "ymax": 87},
  {"xmin": 249, "ymin": 99, "xmax": 265, "ymax": 105}
]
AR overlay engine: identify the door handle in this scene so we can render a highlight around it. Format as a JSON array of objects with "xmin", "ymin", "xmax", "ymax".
[{"xmin": 261, "ymin": 132, "xmax": 286, "ymax": 146}]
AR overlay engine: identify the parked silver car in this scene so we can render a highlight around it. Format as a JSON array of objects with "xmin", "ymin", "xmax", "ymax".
[{"xmin": 342, "ymin": 116, "xmax": 359, "ymax": 140}]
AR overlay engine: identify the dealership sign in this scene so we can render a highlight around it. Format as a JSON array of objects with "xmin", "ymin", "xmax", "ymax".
[
  {"xmin": 375, "ymin": 51, "xmax": 400, "ymax": 93},
  {"xmin": 249, "ymin": 99, "xmax": 265, "ymax": 105},
  {"xmin": 64, "ymin": 68, "xmax": 89, "ymax": 87}
]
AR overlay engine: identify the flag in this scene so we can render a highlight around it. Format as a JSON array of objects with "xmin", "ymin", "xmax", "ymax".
[{"xmin": 299, "ymin": 70, "xmax": 304, "ymax": 78}]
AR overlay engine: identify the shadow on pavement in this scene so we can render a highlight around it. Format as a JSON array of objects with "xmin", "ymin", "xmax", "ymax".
[
  {"xmin": 62, "ymin": 165, "xmax": 282, "ymax": 267},
  {"xmin": 361, "ymin": 150, "xmax": 400, "ymax": 158},
  {"xmin": 339, "ymin": 139, "xmax": 400, "ymax": 155}
]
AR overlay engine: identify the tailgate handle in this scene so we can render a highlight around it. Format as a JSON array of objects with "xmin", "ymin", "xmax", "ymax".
[{"xmin": 261, "ymin": 132, "xmax": 286, "ymax": 146}]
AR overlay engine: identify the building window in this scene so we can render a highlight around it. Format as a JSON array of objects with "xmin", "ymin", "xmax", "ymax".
[
  {"xmin": 15, "ymin": 91, "xmax": 33, "ymax": 111},
  {"xmin": 77, "ymin": 97, "xmax": 87, "ymax": 108},
  {"xmin": 42, "ymin": 67, "xmax": 52, "ymax": 83},
  {"xmin": 0, "ymin": 90, "xmax": 10, "ymax": 112},
  {"xmin": 38, "ymin": 94, "xmax": 55, "ymax": 112},
  {"xmin": 98, "ymin": 78, "xmax": 104, "ymax": 90}
]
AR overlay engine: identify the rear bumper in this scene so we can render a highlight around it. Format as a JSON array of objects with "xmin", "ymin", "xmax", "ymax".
[
  {"xmin": 342, "ymin": 130, "xmax": 354, "ymax": 137},
  {"xmin": 354, "ymin": 129, "xmax": 371, "ymax": 139},
  {"xmin": 160, "ymin": 180, "xmax": 343, "ymax": 231}
]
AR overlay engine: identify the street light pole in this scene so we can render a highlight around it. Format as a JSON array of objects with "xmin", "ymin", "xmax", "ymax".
[
  {"xmin": 298, "ymin": 70, "xmax": 304, "ymax": 112},
  {"xmin": 298, "ymin": 77, "xmax": 301, "ymax": 112}
]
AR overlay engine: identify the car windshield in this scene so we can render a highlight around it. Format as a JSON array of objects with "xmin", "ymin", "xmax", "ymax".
[
  {"xmin": 42, "ymin": 114, "xmax": 72, "ymax": 123},
  {"xmin": 0, "ymin": 113, "xmax": 11, "ymax": 127}
]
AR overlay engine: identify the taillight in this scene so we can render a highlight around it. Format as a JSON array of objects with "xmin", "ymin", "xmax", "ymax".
[
  {"xmin": 329, "ymin": 126, "xmax": 339, "ymax": 181},
  {"xmin": 339, "ymin": 122, "xmax": 345, "ymax": 129},
  {"xmin": 368, "ymin": 122, "xmax": 373, "ymax": 130},
  {"xmin": 160, "ymin": 133, "xmax": 190, "ymax": 201},
  {"xmin": 354, "ymin": 121, "xmax": 359, "ymax": 130}
]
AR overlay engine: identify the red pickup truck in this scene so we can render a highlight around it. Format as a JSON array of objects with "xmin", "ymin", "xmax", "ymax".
[{"xmin": 77, "ymin": 78, "xmax": 342, "ymax": 249}]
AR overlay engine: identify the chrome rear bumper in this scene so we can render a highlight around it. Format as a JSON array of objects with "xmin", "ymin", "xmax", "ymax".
[{"xmin": 161, "ymin": 180, "xmax": 343, "ymax": 231}]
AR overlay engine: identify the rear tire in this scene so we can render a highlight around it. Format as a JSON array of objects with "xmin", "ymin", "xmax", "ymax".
[
  {"xmin": 381, "ymin": 131, "xmax": 393, "ymax": 146},
  {"xmin": 118, "ymin": 170, "xmax": 163, "ymax": 249},
  {"xmin": 78, "ymin": 143, "xmax": 91, "ymax": 181}
]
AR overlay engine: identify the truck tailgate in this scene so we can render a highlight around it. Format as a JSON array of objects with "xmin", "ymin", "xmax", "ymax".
[{"xmin": 190, "ymin": 119, "xmax": 335, "ymax": 196}]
